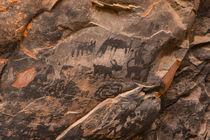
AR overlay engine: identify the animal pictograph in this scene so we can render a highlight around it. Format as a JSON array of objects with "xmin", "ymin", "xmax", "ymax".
[
  {"xmin": 93, "ymin": 59, "xmax": 122, "ymax": 78},
  {"xmin": 126, "ymin": 58, "xmax": 142, "ymax": 80},
  {"xmin": 71, "ymin": 40, "xmax": 96, "ymax": 57},
  {"xmin": 110, "ymin": 59, "xmax": 122, "ymax": 71},
  {"xmin": 96, "ymin": 37, "xmax": 132, "ymax": 57}
]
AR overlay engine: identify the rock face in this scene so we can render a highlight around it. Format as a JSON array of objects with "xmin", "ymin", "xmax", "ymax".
[{"xmin": 0, "ymin": 0, "xmax": 209, "ymax": 139}]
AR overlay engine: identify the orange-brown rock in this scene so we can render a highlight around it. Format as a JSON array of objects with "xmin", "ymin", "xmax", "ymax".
[
  {"xmin": 0, "ymin": 0, "xmax": 209, "ymax": 139},
  {"xmin": 12, "ymin": 67, "xmax": 36, "ymax": 88}
]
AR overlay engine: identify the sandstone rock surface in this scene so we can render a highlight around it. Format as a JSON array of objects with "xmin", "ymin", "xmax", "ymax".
[{"xmin": 0, "ymin": 0, "xmax": 209, "ymax": 139}]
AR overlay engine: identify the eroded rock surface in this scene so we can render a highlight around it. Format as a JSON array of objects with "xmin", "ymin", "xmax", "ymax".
[{"xmin": 0, "ymin": 0, "xmax": 209, "ymax": 139}]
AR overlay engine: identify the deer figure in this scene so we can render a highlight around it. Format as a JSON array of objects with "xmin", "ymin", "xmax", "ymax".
[{"xmin": 93, "ymin": 59, "xmax": 122, "ymax": 78}]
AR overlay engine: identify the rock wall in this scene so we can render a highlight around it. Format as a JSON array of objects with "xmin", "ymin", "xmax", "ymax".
[{"xmin": 0, "ymin": 0, "xmax": 209, "ymax": 139}]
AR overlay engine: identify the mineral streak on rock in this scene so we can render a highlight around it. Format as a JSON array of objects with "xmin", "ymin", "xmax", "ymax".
[
  {"xmin": 141, "ymin": 1, "xmax": 160, "ymax": 18},
  {"xmin": 91, "ymin": 0, "xmax": 139, "ymax": 10},
  {"xmin": 23, "ymin": 21, "xmax": 32, "ymax": 38},
  {"xmin": 12, "ymin": 67, "xmax": 36, "ymax": 88},
  {"xmin": 21, "ymin": 47, "xmax": 37, "ymax": 59},
  {"xmin": 157, "ymin": 60, "xmax": 182, "ymax": 97}
]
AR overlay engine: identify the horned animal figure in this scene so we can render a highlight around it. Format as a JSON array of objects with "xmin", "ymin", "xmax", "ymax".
[
  {"xmin": 93, "ymin": 59, "xmax": 122, "ymax": 79},
  {"xmin": 110, "ymin": 59, "xmax": 123, "ymax": 71},
  {"xmin": 96, "ymin": 37, "xmax": 132, "ymax": 57}
]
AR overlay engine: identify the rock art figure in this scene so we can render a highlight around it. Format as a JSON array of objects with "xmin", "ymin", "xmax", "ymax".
[
  {"xmin": 0, "ymin": 0, "xmax": 209, "ymax": 139},
  {"xmin": 93, "ymin": 59, "xmax": 122, "ymax": 78},
  {"xmin": 71, "ymin": 40, "xmax": 96, "ymax": 57},
  {"xmin": 96, "ymin": 37, "xmax": 132, "ymax": 56},
  {"xmin": 126, "ymin": 58, "xmax": 142, "ymax": 80}
]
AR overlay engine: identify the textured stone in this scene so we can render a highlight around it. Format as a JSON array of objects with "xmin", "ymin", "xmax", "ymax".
[
  {"xmin": 137, "ymin": 0, "xmax": 210, "ymax": 140},
  {"xmin": 56, "ymin": 87, "xmax": 160, "ymax": 140},
  {"xmin": 0, "ymin": 0, "xmax": 209, "ymax": 139}
]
